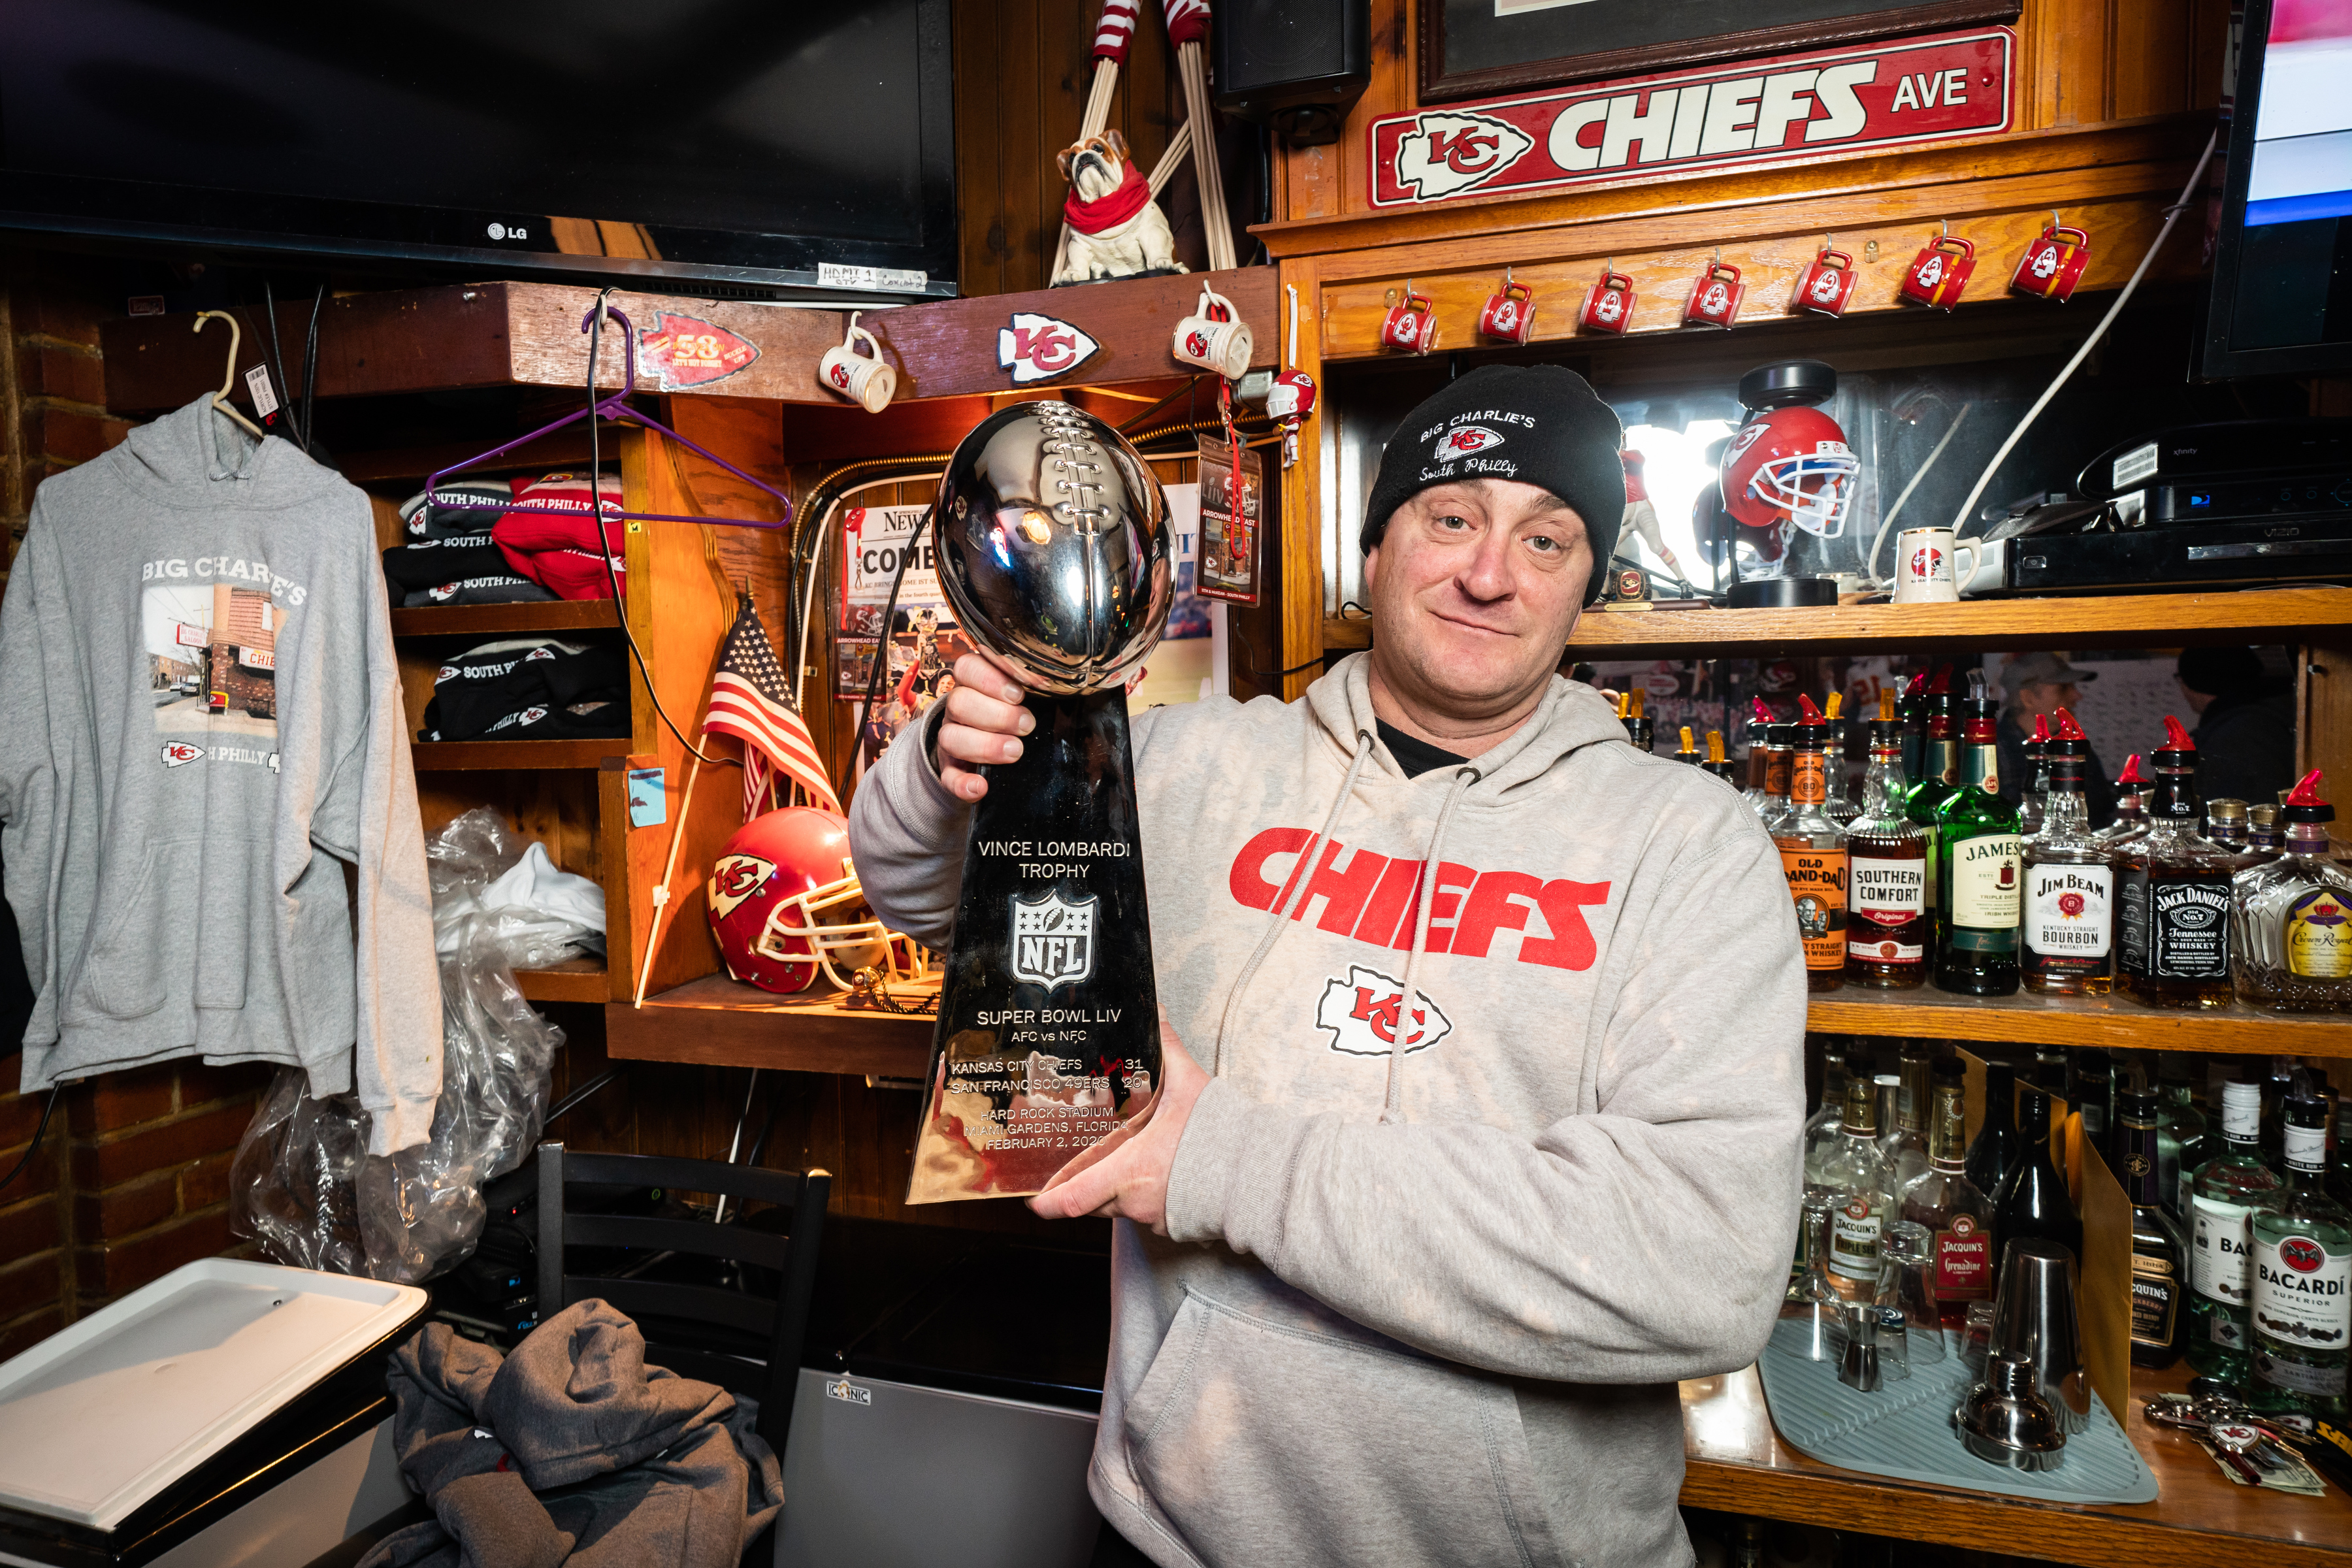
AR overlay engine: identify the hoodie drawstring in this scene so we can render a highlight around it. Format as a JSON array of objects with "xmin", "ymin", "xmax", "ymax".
[
  {"xmin": 1211, "ymin": 729, "xmax": 1376, "ymax": 1075},
  {"xmin": 1383, "ymin": 764, "xmax": 1478, "ymax": 1124}
]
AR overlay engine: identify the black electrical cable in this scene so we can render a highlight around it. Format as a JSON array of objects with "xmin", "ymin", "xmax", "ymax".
[
  {"xmin": 582, "ymin": 289, "xmax": 736, "ymax": 768},
  {"xmin": 544, "ymin": 1068, "xmax": 625, "ymax": 1126},
  {"xmin": 261, "ymin": 282, "xmax": 293, "ymax": 444},
  {"xmin": 854, "ymin": 522, "xmax": 923, "ymax": 762},
  {"xmin": 0, "ymin": 1086, "xmax": 58, "ymax": 1194},
  {"xmin": 298, "ymin": 284, "xmax": 324, "ymax": 455}
]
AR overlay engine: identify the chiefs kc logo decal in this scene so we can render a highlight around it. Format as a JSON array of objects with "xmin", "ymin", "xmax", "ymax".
[
  {"xmin": 1315, "ymin": 964, "xmax": 1452, "ymax": 1056},
  {"xmin": 1393, "ymin": 111, "xmax": 1533, "ymax": 201},
  {"xmin": 999, "ymin": 312, "xmax": 1101, "ymax": 385},
  {"xmin": 708, "ymin": 853, "xmax": 774, "ymax": 920},
  {"xmin": 1434, "ymin": 425, "xmax": 1506, "ymax": 462}
]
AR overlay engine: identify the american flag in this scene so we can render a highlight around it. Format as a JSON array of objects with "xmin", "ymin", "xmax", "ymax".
[{"xmin": 704, "ymin": 595, "xmax": 841, "ymax": 819}]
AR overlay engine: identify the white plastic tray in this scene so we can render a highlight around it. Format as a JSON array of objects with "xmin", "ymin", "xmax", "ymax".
[{"xmin": 0, "ymin": 1258, "xmax": 425, "ymax": 1529}]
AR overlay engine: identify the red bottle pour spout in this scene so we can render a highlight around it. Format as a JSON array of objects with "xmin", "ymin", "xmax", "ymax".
[
  {"xmin": 2163, "ymin": 714, "xmax": 2195, "ymax": 752},
  {"xmin": 2031, "ymin": 713, "xmax": 2050, "ymax": 743},
  {"xmin": 1902, "ymin": 671, "xmax": 1929, "ymax": 698},
  {"xmin": 1928, "ymin": 665, "xmax": 1952, "ymax": 694},
  {"xmin": 1798, "ymin": 694, "xmax": 1825, "ymax": 725},
  {"xmin": 2055, "ymin": 708, "xmax": 2087, "ymax": 742},
  {"xmin": 2286, "ymin": 769, "xmax": 2328, "ymax": 808},
  {"xmin": 2117, "ymin": 753, "xmax": 2149, "ymax": 786},
  {"xmin": 1752, "ymin": 696, "xmax": 1776, "ymax": 725}
]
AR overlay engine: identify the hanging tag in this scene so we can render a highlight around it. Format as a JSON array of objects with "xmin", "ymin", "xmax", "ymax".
[
  {"xmin": 243, "ymin": 363, "xmax": 280, "ymax": 422},
  {"xmin": 1195, "ymin": 433, "xmax": 1263, "ymax": 607}
]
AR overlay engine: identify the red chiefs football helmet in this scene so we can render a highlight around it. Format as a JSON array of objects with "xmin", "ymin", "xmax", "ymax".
[
  {"xmin": 1720, "ymin": 406, "xmax": 1860, "ymax": 538},
  {"xmin": 707, "ymin": 808, "xmax": 925, "ymax": 993}
]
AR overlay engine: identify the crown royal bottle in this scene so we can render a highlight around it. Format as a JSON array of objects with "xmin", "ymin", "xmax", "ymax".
[{"xmin": 2232, "ymin": 770, "xmax": 2352, "ymax": 1013}]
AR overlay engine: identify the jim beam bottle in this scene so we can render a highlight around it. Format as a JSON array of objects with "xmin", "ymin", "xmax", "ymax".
[
  {"xmin": 1933, "ymin": 682, "xmax": 2023, "ymax": 996},
  {"xmin": 1818, "ymin": 1071, "xmax": 1896, "ymax": 1303},
  {"xmin": 1845, "ymin": 695, "xmax": 1929, "ymax": 987},
  {"xmin": 1774, "ymin": 696, "xmax": 1848, "ymax": 992},
  {"xmin": 2188, "ymin": 1077, "xmax": 2285, "ymax": 1382},
  {"xmin": 2119, "ymin": 717, "xmax": 2238, "ymax": 1009},
  {"xmin": 2120, "ymin": 1086, "xmax": 2189, "ymax": 1369},
  {"xmin": 2021, "ymin": 708, "xmax": 2117, "ymax": 995},
  {"xmin": 2232, "ymin": 770, "xmax": 2352, "ymax": 1013},
  {"xmin": 1897, "ymin": 1058, "xmax": 1994, "ymax": 1328},
  {"xmin": 2250, "ymin": 1092, "xmax": 2352, "ymax": 1417}
]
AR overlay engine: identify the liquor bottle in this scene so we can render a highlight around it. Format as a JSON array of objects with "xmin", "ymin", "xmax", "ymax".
[
  {"xmin": 1898, "ymin": 1039, "xmax": 1933, "ymax": 1135},
  {"xmin": 2033, "ymin": 1044, "xmax": 2068, "ymax": 1095},
  {"xmin": 2099, "ymin": 753, "xmax": 2152, "ymax": 845},
  {"xmin": 2118, "ymin": 718, "xmax": 2238, "ymax": 1009},
  {"xmin": 1774, "ymin": 696, "xmax": 1849, "ymax": 992},
  {"xmin": 2117, "ymin": 1086, "xmax": 2189, "ymax": 1369},
  {"xmin": 1884, "ymin": 1056, "xmax": 1929, "ymax": 1191},
  {"xmin": 2021, "ymin": 709, "xmax": 2117, "ymax": 995},
  {"xmin": 1630, "ymin": 691, "xmax": 1654, "ymax": 755},
  {"xmin": 2207, "ymin": 798, "xmax": 2251, "ymax": 853},
  {"xmin": 1844, "ymin": 696, "xmax": 1929, "ymax": 988},
  {"xmin": 1818, "ymin": 1071, "xmax": 1897, "ymax": 1302},
  {"xmin": 1823, "ymin": 693, "xmax": 1859, "ymax": 826},
  {"xmin": 1933, "ymin": 682, "xmax": 2023, "ymax": 996},
  {"xmin": 2261, "ymin": 1056, "xmax": 2302, "ymax": 1160},
  {"xmin": 2232, "ymin": 770, "xmax": 2352, "ymax": 1013},
  {"xmin": 2249, "ymin": 804, "xmax": 2284, "ymax": 860},
  {"xmin": 2019, "ymin": 711, "xmax": 2051, "ymax": 838},
  {"xmin": 1801, "ymin": 1047, "xmax": 1850, "ymax": 1194},
  {"xmin": 2249, "ymin": 1093, "xmax": 2352, "ymax": 1417},
  {"xmin": 1702, "ymin": 728, "xmax": 1739, "ymax": 785},
  {"xmin": 2331, "ymin": 1096, "xmax": 2352, "ymax": 1213},
  {"xmin": 1760, "ymin": 706, "xmax": 1795, "ymax": 834},
  {"xmin": 1897, "ymin": 668, "xmax": 1932, "ymax": 789},
  {"xmin": 2187, "ymin": 1077, "xmax": 2285, "ymax": 1382},
  {"xmin": 1616, "ymin": 691, "xmax": 1639, "ymax": 745},
  {"xmin": 2157, "ymin": 1054, "xmax": 2210, "ymax": 1222},
  {"xmin": 1966, "ymin": 1060, "xmax": 2025, "ymax": 1202},
  {"xmin": 1904, "ymin": 671, "xmax": 1961, "ymax": 928},
  {"xmin": 2072, "ymin": 1049, "xmax": 2115, "ymax": 1171},
  {"xmin": 1675, "ymin": 725, "xmax": 1701, "ymax": 765},
  {"xmin": 1993, "ymin": 1088, "xmax": 2083, "ymax": 1260},
  {"xmin": 1899, "ymin": 1058, "xmax": 1995, "ymax": 1328},
  {"xmin": 1874, "ymin": 1070, "xmax": 1906, "ymax": 1171},
  {"xmin": 1740, "ymin": 707, "xmax": 1774, "ymax": 820}
]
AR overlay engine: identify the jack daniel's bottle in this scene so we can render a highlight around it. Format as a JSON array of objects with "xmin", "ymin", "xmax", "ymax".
[{"xmin": 2119, "ymin": 717, "xmax": 2238, "ymax": 1009}]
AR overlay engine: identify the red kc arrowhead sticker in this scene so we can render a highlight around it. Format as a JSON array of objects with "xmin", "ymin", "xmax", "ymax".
[
  {"xmin": 638, "ymin": 312, "xmax": 760, "ymax": 391},
  {"xmin": 998, "ymin": 312, "xmax": 1100, "ymax": 385}
]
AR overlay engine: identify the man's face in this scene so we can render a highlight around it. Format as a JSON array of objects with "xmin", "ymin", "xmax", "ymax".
[
  {"xmin": 2019, "ymin": 680, "xmax": 2077, "ymax": 720},
  {"xmin": 1364, "ymin": 479, "xmax": 1590, "ymax": 719}
]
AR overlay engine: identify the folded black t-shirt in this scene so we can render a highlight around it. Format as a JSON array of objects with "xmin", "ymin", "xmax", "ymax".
[
  {"xmin": 402, "ymin": 576, "xmax": 556, "ymax": 608},
  {"xmin": 383, "ymin": 539, "xmax": 506, "ymax": 591}
]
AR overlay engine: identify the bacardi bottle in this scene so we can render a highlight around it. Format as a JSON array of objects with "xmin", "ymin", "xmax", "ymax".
[
  {"xmin": 2099, "ymin": 753, "xmax": 2152, "ymax": 845},
  {"xmin": 2249, "ymin": 1093, "xmax": 2352, "ymax": 1417},
  {"xmin": 1774, "ymin": 696, "xmax": 1849, "ymax": 992},
  {"xmin": 1933, "ymin": 685, "xmax": 2023, "ymax": 996},
  {"xmin": 1899, "ymin": 1059, "xmax": 1995, "ymax": 1329},
  {"xmin": 2119, "ymin": 718, "xmax": 2238, "ymax": 1009},
  {"xmin": 2232, "ymin": 770, "xmax": 2352, "ymax": 1013},
  {"xmin": 2187, "ymin": 1078, "xmax": 2284, "ymax": 1382},
  {"xmin": 1818, "ymin": 1071, "xmax": 1897, "ymax": 1303},
  {"xmin": 1844, "ymin": 699, "xmax": 1929, "ymax": 988},
  {"xmin": 2019, "ymin": 711, "xmax": 2051, "ymax": 838},
  {"xmin": 2021, "ymin": 709, "xmax": 2116, "ymax": 995},
  {"xmin": 2117, "ymin": 1087, "xmax": 2189, "ymax": 1369}
]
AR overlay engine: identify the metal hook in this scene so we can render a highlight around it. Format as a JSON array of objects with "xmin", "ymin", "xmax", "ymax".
[
  {"xmin": 1940, "ymin": 218, "xmax": 1950, "ymax": 239},
  {"xmin": 2051, "ymin": 209, "xmax": 2062, "ymax": 233},
  {"xmin": 1823, "ymin": 233, "xmax": 1833, "ymax": 254},
  {"xmin": 1504, "ymin": 265, "xmax": 1513, "ymax": 289},
  {"xmin": 1712, "ymin": 247, "xmax": 1722, "ymax": 265}
]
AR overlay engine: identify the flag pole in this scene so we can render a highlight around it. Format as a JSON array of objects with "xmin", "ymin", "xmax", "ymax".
[{"xmin": 634, "ymin": 751, "xmax": 706, "ymax": 1007}]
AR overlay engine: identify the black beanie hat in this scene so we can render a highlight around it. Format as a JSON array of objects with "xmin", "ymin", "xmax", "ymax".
[{"xmin": 1359, "ymin": 364, "xmax": 1626, "ymax": 606}]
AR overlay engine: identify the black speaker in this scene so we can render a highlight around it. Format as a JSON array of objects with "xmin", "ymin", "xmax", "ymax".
[{"xmin": 1211, "ymin": 0, "xmax": 1369, "ymax": 147}]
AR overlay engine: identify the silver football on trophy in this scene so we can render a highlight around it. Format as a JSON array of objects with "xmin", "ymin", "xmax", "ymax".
[{"xmin": 931, "ymin": 402, "xmax": 1171, "ymax": 696}]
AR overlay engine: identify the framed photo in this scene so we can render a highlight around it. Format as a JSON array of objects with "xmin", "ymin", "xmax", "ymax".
[{"xmin": 1420, "ymin": 0, "xmax": 2017, "ymax": 103}]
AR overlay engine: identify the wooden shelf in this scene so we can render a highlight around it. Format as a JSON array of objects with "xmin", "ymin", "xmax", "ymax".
[
  {"xmin": 606, "ymin": 972, "xmax": 938, "ymax": 1079},
  {"xmin": 515, "ymin": 956, "xmax": 609, "ymax": 1004},
  {"xmin": 1322, "ymin": 588, "xmax": 2352, "ymax": 661},
  {"xmin": 389, "ymin": 600, "xmax": 619, "ymax": 638},
  {"xmin": 1681, "ymin": 1358, "xmax": 2352, "ymax": 1565},
  {"xmin": 410, "ymin": 740, "xmax": 623, "ymax": 771},
  {"xmin": 1811, "ymin": 987, "xmax": 2352, "ymax": 1057}
]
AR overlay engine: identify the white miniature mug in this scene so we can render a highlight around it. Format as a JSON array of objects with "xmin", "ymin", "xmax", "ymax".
[
  {"xmin": 819, "ymin": 318, "xmax": 896, "ymax": 413},
  {"xmin": 1173, "ymin": 286, "xmax": 1252, "ymax": 380},
  {"xmin": 1893, "ymin": 526, "xmax": 1980, "ymax": 604}
]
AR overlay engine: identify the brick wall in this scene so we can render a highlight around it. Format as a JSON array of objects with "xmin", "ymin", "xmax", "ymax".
[{"xmin": 0, "ymin": 246, "xmax": 135, "ymax": 578}]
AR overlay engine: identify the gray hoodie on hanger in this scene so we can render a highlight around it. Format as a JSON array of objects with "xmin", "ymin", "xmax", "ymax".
[
  {"xmin": 0, "ymin": 397, "xmax": 440, "ymax": 1152},
  {"xmin": 850, "ymin": 655, "xmax": 1808, "ymax": 1568}
]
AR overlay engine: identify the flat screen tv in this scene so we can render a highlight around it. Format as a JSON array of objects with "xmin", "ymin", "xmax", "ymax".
[
  {"xmin": 2202, "ymin": 0, "xmax": 2352, "ymax": 377},
  {"xmin": 0, "ymin": 0, "xmax": 956, "ymax": 299}
]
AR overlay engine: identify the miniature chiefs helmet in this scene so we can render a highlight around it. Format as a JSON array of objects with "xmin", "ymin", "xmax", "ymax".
[
  {"xmin": 707, "ymin": 808, "xmax": 924, "ymax": 993},
  {"xmin": 1720, "ymin": 406, "xmax": 1861, "ymax": 538}
]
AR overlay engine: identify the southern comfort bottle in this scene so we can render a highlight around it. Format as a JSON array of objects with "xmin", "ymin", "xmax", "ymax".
[
  {"xmin": 2119, "ymin": 717, "xmax": 2238, "ymax": 1009},
  {"xmin": 1775, "ymin": 696, "xmax": 1849, "ymax": 992},
  {"xmin": 1844, "ymin": 694, "xmax": 1929, "ymax": 988}
]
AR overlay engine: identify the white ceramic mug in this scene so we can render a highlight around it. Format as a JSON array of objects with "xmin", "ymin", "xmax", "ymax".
[
  {"xmin": 1173, "ymin": 286, "xmax": 1252, "ymax": 380},
  {"xmin": 819, "ymin": 319, "xmax": 896, "ymax": 413},
  {"xmin": 1893, "ymin": 526, "xmax": 1980, "ymax": 604}
]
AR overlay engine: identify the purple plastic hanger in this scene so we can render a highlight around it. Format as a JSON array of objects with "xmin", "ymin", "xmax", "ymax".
[{"xmin": 423, "ymin": 305, "xmax": 793, "ymax": 531}]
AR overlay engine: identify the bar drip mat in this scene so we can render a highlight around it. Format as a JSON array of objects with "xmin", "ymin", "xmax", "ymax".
[{"xmin": 1755, "ymin": 1318, "xmax": 2159, "ymax": 1505}]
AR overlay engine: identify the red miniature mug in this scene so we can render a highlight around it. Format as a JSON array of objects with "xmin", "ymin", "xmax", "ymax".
[
  {"xmin": 1794, "ymin": 247, "xmax": 1857, "ymax": 318},
  {"xmin": 1478, "ymin": 280, "xmax": 1535, "ymax": 344},
  {"xmin": 2012, "ymin": 223, "xmax": 2091, "ymax": 303},
  {"xmin": 1579, "ymin": 269, "xmax": 1635, "ymax": 334},
  {"xmin": 1901, "ymin": 234, "xmax": 1976, "ymax": 312},
  {"xmin": 1684, "ymin": 261, "xmax": 1745, "ymax": 329},
  {"xmin": 1380, "ymin": 289, "xmax": 1437, "ymax": 353}
]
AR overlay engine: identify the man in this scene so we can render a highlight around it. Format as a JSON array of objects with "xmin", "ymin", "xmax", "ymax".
[
  {"xmin": 1997, "ymin": 651, "xmax": 2116, "ymax": 826},
  {"xmin": 2178, "ymin": 645, "xmax": 2297, "ymax": 806},
  {"xmin": 851, "ymin": 366, "xmax": 1806, "ymax": 1568}
]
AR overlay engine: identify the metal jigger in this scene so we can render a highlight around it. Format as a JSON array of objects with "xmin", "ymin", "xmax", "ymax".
[{"xmin": 1985, "ymin": 1238, "xmax": 2093, "ymax": 1436}]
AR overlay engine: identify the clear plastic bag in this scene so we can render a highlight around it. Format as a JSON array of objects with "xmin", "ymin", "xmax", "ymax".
[{"xmin": 231, "ymin": 808, "xmax": 604, "ymax": 1282}]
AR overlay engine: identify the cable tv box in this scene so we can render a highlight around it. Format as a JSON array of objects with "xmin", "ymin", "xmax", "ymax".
[{"xmin": 2004, "ymin": 514, "xmax": 2352, "ymax": 593}]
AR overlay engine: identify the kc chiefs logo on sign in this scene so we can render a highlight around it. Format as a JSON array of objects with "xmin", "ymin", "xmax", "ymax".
[
  {"xmin": 1434, "ymin": 425, "xmax": 1507, "ymax": 461},
  {"xmin": 1393, "ymin": 110, "xmax": 1536, "ymax": 201},
  {"xmin": 1315, "ymin": 964, "xmax": 1454, "ymax": 1056},
  {"xmin": 998, "ymin": 312, "xmax": 1101, "ymax": 384}
]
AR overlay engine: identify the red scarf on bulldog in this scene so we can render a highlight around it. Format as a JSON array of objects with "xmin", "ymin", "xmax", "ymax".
[{"xmin": 1064, "ymin": 162, "xmax": 1152, "ymax": 235}]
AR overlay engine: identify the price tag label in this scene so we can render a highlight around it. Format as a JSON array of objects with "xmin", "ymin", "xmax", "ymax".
[{"xmin": 244, "ymin": 363, "xmax": 279, "ymax": 419}]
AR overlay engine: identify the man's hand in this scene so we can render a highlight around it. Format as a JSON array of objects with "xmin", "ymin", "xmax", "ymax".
[
  {"xmin": 1028, "ymin": 1010, "xmax": 1210, "ymax": 1233},
  {"xmin": 935, "ymin": 651, "xmax": 1035, "ymax": 802}
]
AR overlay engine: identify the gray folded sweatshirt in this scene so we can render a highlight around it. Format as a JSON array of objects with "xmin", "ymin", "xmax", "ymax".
[
  {"xmin": 0, "ymin": 397, "xmax": 440, "ymax": 1152},
  {"xmin": 851, "ymin": 654, "xmax": 1808, "ymax": 1568}
]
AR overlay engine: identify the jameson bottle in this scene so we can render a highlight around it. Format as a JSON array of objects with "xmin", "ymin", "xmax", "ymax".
[
  {"xmin": 1899, "ymin": 1059, "xmax": 1995, "ymax": 1328},
  {"xmin": 1844, "ymin": 699, "xmax": 1929, "ymax": 987},
  {"xmin": 2249, "ymin": 1093, "xmax": 2352, "ymax": 1417},
  {"xmin": 1819, "ymin": 1071, "xmax": 1897, "ymax": 1303},
  {"xmin": 2021, "ymin": 710, "xmax": 2117, "ymax": 995},
  {"xmin": 2188, "ymin": 1078, "xmax": 2285, "ymax": 1381},
  {"xmin": 2119, "ymin": 717, "xmax": 2238, "ymax": 1009},
  {"xmin": 1904, "ymin": 668, "xmax": 1962, "ymax": 933},
  {"xmin": 2119, "ymin": 1087, "xmax": 2189, "ymax": 1369},
  {"xmin": 1775, "ymin": 696, "xmax": 1848, "ymax": 991},
  {"xmin": 1934, "ymin": 685, "xmax": 2023, "ymax": 996}
]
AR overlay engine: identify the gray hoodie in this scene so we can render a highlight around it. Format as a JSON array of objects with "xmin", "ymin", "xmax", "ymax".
[
  {"xmin": 851, "ymin": 654, "xmax": 1808, "ymax": 1568},
  {"xmin": 0, "ymin": 398, "xmax": 439, "ymax": 1152}
]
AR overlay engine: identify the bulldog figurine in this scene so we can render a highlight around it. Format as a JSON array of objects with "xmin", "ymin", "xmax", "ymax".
[{"xmin": 1054, "ymin": 130, "xmax": 1184, "ymax": 285}]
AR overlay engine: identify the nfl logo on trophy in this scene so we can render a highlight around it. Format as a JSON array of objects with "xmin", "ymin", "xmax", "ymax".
[{"xmin": 1011, "ymin": 892, "xmax": 1097, "ymax": 991}]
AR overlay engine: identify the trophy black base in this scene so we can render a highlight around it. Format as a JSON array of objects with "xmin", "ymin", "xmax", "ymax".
[{"xmin": 907, "ymin": 689, "xmax": 1161, "ymax": 1203}]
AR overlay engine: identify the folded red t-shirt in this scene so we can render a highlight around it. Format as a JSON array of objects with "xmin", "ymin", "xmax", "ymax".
[
  {"xmin": 520, "ymin": 547, "xmax": 629, "ymax": 600},
  {"xmin": 493, "ymin": 472, "xmax": 626, "ymax": 555}
]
